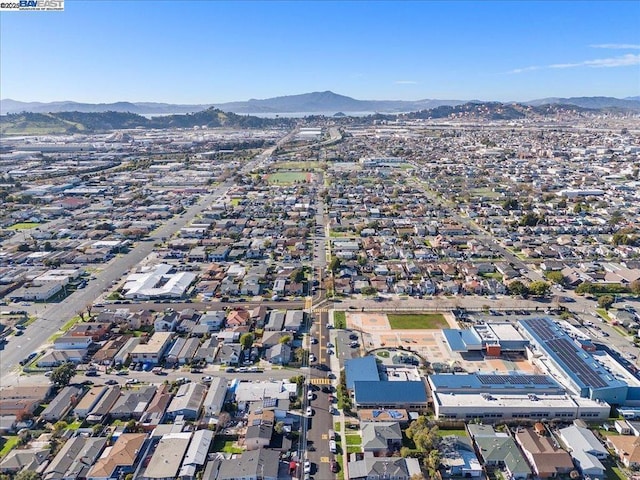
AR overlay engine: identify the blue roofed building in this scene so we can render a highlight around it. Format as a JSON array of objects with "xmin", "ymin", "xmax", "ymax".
[
  {"xmin": 345, "ymin": 356, "xmax": 380, "ymax": 390},
  {"xmin": 353, "ymin": 381, "xmax": 429, "ymax": 411},
  {"xmin": 520, "ymin": 317, "xmax": 628, "ymax": 405}
]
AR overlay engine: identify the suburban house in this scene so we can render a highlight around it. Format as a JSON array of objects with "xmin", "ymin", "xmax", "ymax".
[
  {"xmin": 361, "ymin": 421, "xmax": 403, "ymax": 455},
  {"xmin": 166, "ymin": 382, "xmax": 206, "ymax": 420},
  {"xmin": 41, "ymin": 385, "xmax": 84, "ymax": 422},
  {"xmin": 86, "ymin": 433, "xmax": 147, "ymax": 480}
]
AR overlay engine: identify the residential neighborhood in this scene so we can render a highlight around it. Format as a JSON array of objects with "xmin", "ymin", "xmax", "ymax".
[{"xmin": 1, "ymin": 111, "xmax": 640, "ymax": 480}]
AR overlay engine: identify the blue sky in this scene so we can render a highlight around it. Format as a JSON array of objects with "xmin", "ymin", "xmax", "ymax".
[{"xmin": 1, "ymin": 1, "xmax": 639, "ymax": 103}]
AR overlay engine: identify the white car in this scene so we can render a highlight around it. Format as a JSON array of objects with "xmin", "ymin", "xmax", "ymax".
[
  {"xmin": 125, "ymin": 378, "xmax": 139, "ymax": 385},
  {"xmin": 306, "ymin": 406, "xmax": 313, "ymax": 416},
  {"xmin": 304, "ymin": 460, "xmax": 311, "ymax": 474},
  {"xmin": 309, "ymin": 354, "xmax": 317, "ymax": 363},
  {"xmin": 307, "ymin": 390, "xmax": 314, "ymax": 401}
]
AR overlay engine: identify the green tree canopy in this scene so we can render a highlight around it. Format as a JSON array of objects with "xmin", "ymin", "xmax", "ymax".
[
  {"xmin": 239, "ymin": 333, "xmax": 254, "ymax": 350},
  {"xmin": 507, "ymin": 280, "xmax": 529, "ymax": 297},
  {"xmin": 15, "ymin": 471, "xmax": 42, "ymax": 480},
  {"xmin": 576, "ymin": 281, "xmax": 596, "ymax": 294},
  {"xmin": 597, "ymin": 295, "xmax": 615, "ymax": 310},
  {"xmin": 528, "ymin": 280, "xmax": 551, "ymax": 297},
  {"xmin": 50, "ymin": 362, "xmax": 77, "ymax": 387},
  {"xmin": 545, "ymin": 271, "xmax": 565, "ymax": 285}
]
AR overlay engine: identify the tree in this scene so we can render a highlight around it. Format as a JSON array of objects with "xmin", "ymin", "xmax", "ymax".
[
  {"xmin": 545, "ymin": 271, "xmax": 565, "ymax": 285},
  {"xmin": 216, "ymin": 411, "xmax": 231, "ymax": 433},
  {"xmin": 50, "ymin": 362, "xmax": 76, "ymax": 387},
  {"xmin": 576, "ymin": 281, "xmax": 596, "ymax": 295},
  {"xmin": 279, "ymin": 335, "xmax": 292, "ymax": 344},
  {"xmin": 528, "ymin": 280, "xmax": 551, "ymax": 297},
  {"xmin": 294, "ymin": 347, "xmax": 307, "ymax": 363},
  {"xmin": 274, "ymin": 421, "xmax": 285, "ymax": 434},
  {"xmin": 53, "ymin": 420, "xmax": 68, "ymax": 435},
  {"xmin": 329, "ymin": 257, "xmax": 342, "ymax": 274},
  {"xmin": 15, "ymin": 472, "xmax": 41, "ymax": 480},
  {"xmin": 239, "ymin": 333, "xmax": 254, "ymax": 350},
  {"xmin": 502, "ymin": 198, "xmax": 518, "ymax": 211},
  {"xmin": 507, "ymin": 280, "xmax": 528, "ymax": 297},
  {"xmin": 631, "ymin": 279, "xmax": 640, "ymax": 296},
  {"xmin": 598, "ymin": 295, "xmax": 615, "ymax": 310},
  {"xmin": 425, "ymin": 449, "xmax": 441, "ymax": 478},
  {"xmin": 519, "ymin": 212, "xmax": 543, "ymax": 227}
]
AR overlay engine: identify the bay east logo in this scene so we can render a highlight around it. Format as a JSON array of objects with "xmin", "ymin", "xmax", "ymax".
[{"xmin": 0, "ymin": 0, "xmax": 64, "ymax": 10}]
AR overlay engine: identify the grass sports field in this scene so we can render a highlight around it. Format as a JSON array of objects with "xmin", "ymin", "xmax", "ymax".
[
  {"xmin": 267, "ymin": 171, "xmax": 309, "ymax": 184},
  {"xmin": 387, "ymin": 313, "xmax": 448, "ymax": 329}
]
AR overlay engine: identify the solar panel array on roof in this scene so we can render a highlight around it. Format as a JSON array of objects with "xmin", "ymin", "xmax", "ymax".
[
  {"xmin": 526, "ymin": 317, "xmax": 560, "ymax": 340},
  {"xmin": 262, "ymin": 398, "xmax": 277, "ymax": 408},
  {"xmin": 477, "ymin": 374, "xmax": 552, "ymax": 386},
  {"xmin": 523, "ymin": 318, "xmax": 609, "ymax": 389},
  {"xmin": 547, "ymin": 338, "xmax": 609, "ymax": 388}
]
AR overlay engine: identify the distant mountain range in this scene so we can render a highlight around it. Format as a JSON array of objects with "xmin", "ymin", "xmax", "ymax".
[
  {"xmin": 1, "ymin": 100, "xmax": 632, "ymax": 136},
  {"xmin": 3, "ymin": 91, "xmax": 639, "ymax": 115}
]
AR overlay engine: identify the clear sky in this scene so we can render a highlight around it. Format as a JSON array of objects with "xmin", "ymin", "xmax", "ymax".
[{"xmin": 1, "ymin": 0, "xmax": 639, "ymax": 103}]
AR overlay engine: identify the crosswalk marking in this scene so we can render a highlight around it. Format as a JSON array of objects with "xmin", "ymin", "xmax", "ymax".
[
  {"xmin": 320, "ymin": 457, "xmax": 330, "ymax": 463},
  {"xmin": 312, "ymin": 307, "xmax": 330, "ymax": 313},
  {"xmin": 310, "ymin": 378, "xmax": 331, "ymax": 385},
  {"xmin": 321, "ymin": 433, "xmax": 328, "ymax": 440}
]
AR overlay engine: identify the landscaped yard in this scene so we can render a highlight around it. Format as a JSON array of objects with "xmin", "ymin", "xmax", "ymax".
[
  {"xmin": 8, "ymin": 222, "xmax": 40, "ymax": 230},
  {"xmin": 0, "ymin": 436, "xmax": 19, "ymax": 458},
  {"xmin": 212, "ymin": 437, "xmax": 244, "ymax": 454},
  {"xmin": 334, "ymin": 311, "xmax": 346, "ymax": 329},
  {"xmin": 345, "ymin": 434, "xmax": 361, "ymax": 446},
  {"xmin": 606, "ymin": 464, "xmax": 628, "ymax": 480},
  {"xmin": 387, "ymin": 313, "xmax": 448, "ymax": 329},
  {"xmin": 437, "ymin": 429, "xmax": 468, "ymax": 437}
]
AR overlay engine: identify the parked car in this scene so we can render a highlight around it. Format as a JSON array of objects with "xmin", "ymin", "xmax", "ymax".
[{"xmin": 306, "ymin": 406, "xmax": 313, "ymax": 416}]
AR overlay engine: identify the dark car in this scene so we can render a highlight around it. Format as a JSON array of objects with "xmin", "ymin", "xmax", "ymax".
[
  {"xmin": 322, "ymin": 385, "xmax": 332, "ymax": 394},
  {"xmin": 330, "ymin": 460, "xmax": 339, "ymax": 473}
]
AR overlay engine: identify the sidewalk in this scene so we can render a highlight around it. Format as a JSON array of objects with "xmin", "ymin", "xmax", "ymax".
[{"xmin": 328, "ymin": 309, "xmax": 349, "ymax": 480}]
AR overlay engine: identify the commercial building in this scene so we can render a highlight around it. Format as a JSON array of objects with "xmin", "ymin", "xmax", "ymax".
[{"xmin": 123, "ymin": 263, "xmax": 196, "ymax": 300}]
